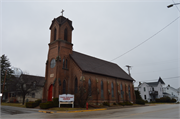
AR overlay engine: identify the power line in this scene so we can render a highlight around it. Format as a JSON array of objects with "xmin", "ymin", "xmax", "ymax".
[
  {"xmin": 91, "ymin": 15, "xmax": 180, "ymax": 72},
  {"xmin": 132, "ymin": 58, "xmax": 179, "ymax": 67},
  {"xmin": 172, "ymin": 0, "xmax": 180, "ymax": 12},
  {"xmin": 110, "ymin": 16, "xmax": 180, "ymax": 62},
  {"xmin": 135, "ymin": 76, "xmax": 180, "ymax": 82},
  {"xmin": 132, "ymin": 67, "xmax": 179, "ymax": 74}
]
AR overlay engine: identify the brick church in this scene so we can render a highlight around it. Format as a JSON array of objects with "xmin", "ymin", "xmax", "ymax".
[{"xmin": 42, "ymin": 14, "xmax": 136, "ymax": 105}]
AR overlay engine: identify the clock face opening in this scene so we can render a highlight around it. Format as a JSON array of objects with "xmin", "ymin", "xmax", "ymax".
[{"xmin": 50, "ymin": 59, "xmax": 56, "ymax": 68}]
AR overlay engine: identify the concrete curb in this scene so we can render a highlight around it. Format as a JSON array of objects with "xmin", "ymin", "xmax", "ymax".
[{"xmin": 38, "ymin": 108, "xmax": 107, "ymax": 113}]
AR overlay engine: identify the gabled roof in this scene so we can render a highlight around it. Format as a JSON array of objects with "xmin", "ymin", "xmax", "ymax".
[
  {"xmin": 50, "ymin": 16, "xmax": 74, "ymax": 30},
  {"xmin": 158, "ymin": 77, "xmax": 165, "ymax": 85},
  {"xmin": 146, "ymin": 82, "xmax": 159, "ymax": 87},
  {"xmin": 70, "ymin": 51, "xmax": 134, "ymax": 81},
  {"xmin": 166, "ymin": 85, "xmax": 178, "ymax": 92},
  {"xmin": 20, "ymin": 74, "xmax": 45, "ymax": 86}
]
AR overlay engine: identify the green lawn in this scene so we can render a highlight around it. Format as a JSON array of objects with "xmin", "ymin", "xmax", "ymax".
[{"xmin": 1, "ymin": 102, "xmax": 26, "ymax": 108}]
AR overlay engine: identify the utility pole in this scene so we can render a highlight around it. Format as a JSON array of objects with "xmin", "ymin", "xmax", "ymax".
[{"xmin": 126, "ymin": 65, "xmax": 132, "ymax": 77}]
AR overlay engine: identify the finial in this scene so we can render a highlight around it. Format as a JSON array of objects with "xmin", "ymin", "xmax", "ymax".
[{"xmin": 61, "ymin": 9, "xmax": 64, "ymax": 16}]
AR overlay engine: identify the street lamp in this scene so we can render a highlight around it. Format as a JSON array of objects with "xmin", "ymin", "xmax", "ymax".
[{"xmin": 167, "ymin": 3, "xmax": 180, "ymax": 8}]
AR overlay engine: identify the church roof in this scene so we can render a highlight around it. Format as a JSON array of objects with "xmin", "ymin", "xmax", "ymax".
[
  {"xmin": 70, "ymin": 51, "xmax": 134, "ymax": 81},
  {"xmin": 50, "ymin": 16, "xmax": 74, "ymax": 30}
]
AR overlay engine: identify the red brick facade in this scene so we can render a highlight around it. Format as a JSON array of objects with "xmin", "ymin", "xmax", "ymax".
[{"xmin": 43, "ymin": 16, "xmax": 135, "ymax": 105}]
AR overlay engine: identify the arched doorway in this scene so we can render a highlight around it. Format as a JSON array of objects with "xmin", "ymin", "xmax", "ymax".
[{"xmin": 48, "ymin": 84, "xmax": 53, "ymax": 101}]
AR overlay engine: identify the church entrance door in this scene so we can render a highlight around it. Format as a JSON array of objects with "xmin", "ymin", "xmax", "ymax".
[{"xmin": 48, "ymin": 84, "xmax": 53, "ymax": 101}]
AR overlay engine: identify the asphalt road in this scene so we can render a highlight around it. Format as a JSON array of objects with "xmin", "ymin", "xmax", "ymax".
[
  {"xmin": 1, "ymin": 104, "xmax": 180, "ymax": 119},
  {"xmin": 1, "ymin": 105, "xmax": 40, "ymax": 115}
]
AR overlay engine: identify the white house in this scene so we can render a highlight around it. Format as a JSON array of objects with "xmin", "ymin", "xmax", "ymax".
[
  {"xmin": 163, "ymin": 85, "xmax": 180, "ymax": 102},
  {"xmin": 135, "ymin": 77, "xmax": 165, "ymax": 102}
]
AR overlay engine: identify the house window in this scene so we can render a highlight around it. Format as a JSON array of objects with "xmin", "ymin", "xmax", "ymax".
[
  {"xmin": 101, "ymin": 81, "xmax": 104, "ymax": 97},
  {"xmin": 152, "ymin": 87, "xmax": 154, "ymax": 91},
  {"xmin": 54, "ymin": 28, "xmax": 56, "ymax": 41},
  {"xmin": 64, "ymin": 28, "xmax": 68, "ymax": 41},
  {"xmin": 32, "ymin": 93, "xmax": 35, "ymax": 98},
  {"xmin": 74, "ymin": 78, "xmax": 78, "ymax": 94},
  {"xmin": 63, "ymin": 80, "xmax": 66, "ymax": 94},
  {"xmin": 144, "ymin": 95, "xmax": 146, "ymax": 100},
  {"xmin": 88, "ymin": 79, "xmax": 91, "ymax": 96},
  {"xmin": 120, "ymin": 84, "xmax": 123, "ymax": 99},
  {"xmin": 111, "ymin": 82, "xmax": 114, "ymax": 97},
  {"xmin": 144, "ymin": 87, "xmax": 146, "ymax": 92}
]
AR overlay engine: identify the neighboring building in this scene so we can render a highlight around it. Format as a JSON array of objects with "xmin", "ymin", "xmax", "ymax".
[
  {"xmin": 135, "ymin": 77, "xmax": 165, "ymax": 102},
  {"xmin": 163, "ymin": 85, "xmax": 180, "ymax": 102},
  {"xmin": 3, "ymin": 74, "xmax": 45, "ymax": 103},
  {"xmin": 43, "ymin": 15, "xmax": 136, "ymax": 105}
]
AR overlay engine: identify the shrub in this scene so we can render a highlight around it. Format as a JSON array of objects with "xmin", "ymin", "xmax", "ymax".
[
  {"xmin": 40, "ymin": 103, "xmax": 50, "ymax": 109},
  {"xmin": 145, "ymin": 100, "xmax": 148, "ymax": 103},
  {"xmin": 53, "ymin": 98, "xmax": 59, "ymax": 107},
  {"xmin": 26, "ymin": 102, "xmax": 38, "ymax": 108},
  {"xmin": 118, "ymin": 102, "xmax": 125, "ymax": 106},
  {"xmin": 113, "ymin": 102, "xmax": 117, "ymax": 105},
  {"xmin": 124, "ymin": 101, "xmax": 133, "ymax": 105},
  {"xmin": 103, "ymin": 102, "xmax": 110, "ymax": 106},
  {"xmin": 46, "ymin": 101, "xmax": 54, "ymax": 108},
  {"xmin": 35, "ymin": 99, "xmax": 41, "ymax": 106},
  {"xmin": 156, "ymin": 97, "xmax": 172, "ymax": 103},
  {"xmin": 136, "ymin": 99, "xmax": 145, "ymax": 105},
  {"xmin": 171, "ymin": 98, "xmax": 176, "ymax": 103}
]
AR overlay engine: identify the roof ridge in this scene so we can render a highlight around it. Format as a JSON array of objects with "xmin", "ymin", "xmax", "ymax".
[{"xmin": 21, "ymin": 74, "xmax": 44, "ymax": 78}]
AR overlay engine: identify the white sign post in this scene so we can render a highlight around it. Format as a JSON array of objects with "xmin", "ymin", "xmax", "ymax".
[{"xmin": 59, "ymin": 94, "xmax": 74, "ymax": 108}]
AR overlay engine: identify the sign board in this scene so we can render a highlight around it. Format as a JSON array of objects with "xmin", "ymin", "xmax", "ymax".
[
  {"xmin": 59, "ymin": 94, "xmax": 74, "ymax": 102},
  {"xmin": 59, "ymin": 94, "xmax": 74, "ymax": 108}
]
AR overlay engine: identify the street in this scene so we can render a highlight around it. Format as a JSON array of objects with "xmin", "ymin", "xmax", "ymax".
[
  {"xmin": 1, "ymin": 105, "xmax": 40, "ymax": 115},
  {"xmin": 1, "ymin": 104, "xmax": 180, "ymax": 119}
]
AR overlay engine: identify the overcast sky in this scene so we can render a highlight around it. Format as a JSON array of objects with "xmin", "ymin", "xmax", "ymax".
[{"xmin": 1, "ymin": 0, "xmax": 180, "ymax": 88}]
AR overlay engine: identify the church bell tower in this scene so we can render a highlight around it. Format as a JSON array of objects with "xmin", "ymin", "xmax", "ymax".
[{"xmin": 43, "ymin": 13, "xmax": 74, "ymax": 102}]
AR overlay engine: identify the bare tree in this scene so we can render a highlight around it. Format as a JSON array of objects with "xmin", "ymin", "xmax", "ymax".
[
  {"xmin": 7, "ymin": 74, "xmax": 44, "ymax": 105},
  {"xmin": 75, "ymin": 81, "xmax": 96, "ymax": 108}
]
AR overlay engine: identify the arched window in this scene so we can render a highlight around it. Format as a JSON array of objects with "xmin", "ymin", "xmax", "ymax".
[
  {"xmin": 66, "ymin": 59, "xmax": 68, "ymax": 68},
  {"xmin": 88, "ymin": 79, "xmax": 91, "ymax": 96},
  {"xmin": 121, "ymin": 84, "xmax": 123, "ymax": 99},
  {"xmin": 111, "ymin": 82, "xmax": 114, "ymax": 97},
  {"xmin": 74, "ymin": 78, "xmax": 78, "ymax": 94},
  {"xmin": 54, "ymin": 28, "xmax": 56, "ymax": 41},
  {"xmin": 63, "ymin": 59, "xmax": 65, "ymax": 68},
  {"xmin": 64, "ymin": 28, "xmax": 68, "ymax": 41},
  {"xmin": 63, "ymin": 80, "xmax": 66, "ymax": 94},
  {"xmin": 101, "ymin": 81, "xmax": 104, "ymax": 97},
  {"xmin": 128, "ymin": 85, "xmax": 131, "ymax": 100}
]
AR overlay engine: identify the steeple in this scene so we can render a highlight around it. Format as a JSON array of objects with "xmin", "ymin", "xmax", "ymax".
[{"xmin": 49, "ymin": 15, "xmax": 74, "ymax": 43}]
